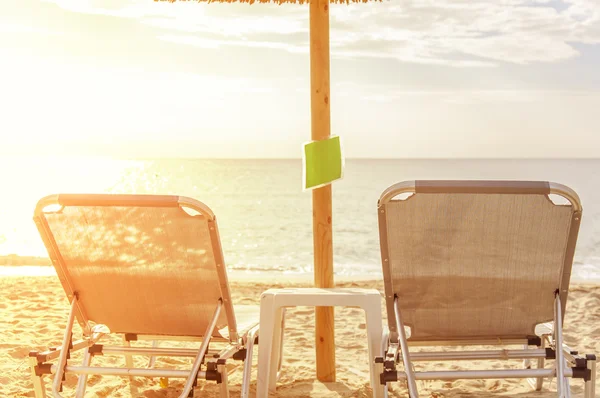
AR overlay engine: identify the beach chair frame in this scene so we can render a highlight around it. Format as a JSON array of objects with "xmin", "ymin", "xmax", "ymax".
[
  {"xmin": 375, "ymin": 181, "xmax": 596, "ymax": 398},
  {"xmin": 28, "ymin": 194, "xmax": 281, "ymax": 398}
]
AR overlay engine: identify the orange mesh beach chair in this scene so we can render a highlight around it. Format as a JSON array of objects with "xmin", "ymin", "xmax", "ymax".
[
  {"xmin": 375, "ymin": 181, "xmax": 596, "ymax": 398},
  {"xmin": 28, "ymin": 194, "xmax": 276, "ymax": 398}
]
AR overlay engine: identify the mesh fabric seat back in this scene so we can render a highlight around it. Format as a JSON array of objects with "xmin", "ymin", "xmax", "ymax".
[
  {"xmin": 37, "ymin": 197, "xmax": 231, "ymax": 338},
  {"xmin": 380, "ymin": 181, "xmax": 580, "ymax": 342}
]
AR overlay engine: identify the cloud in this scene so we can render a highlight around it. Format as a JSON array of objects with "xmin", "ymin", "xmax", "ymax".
[
  {"xmin": 0, "ymin": 54, "xmax": 286, "ymax": 142},
  {"xmin": 38, "ymin": 0, "xmax": 600, "ymax": 66},
  {"xmin": 331, "ymin": 81, "xmax": 600, "ymax": 105},
  {"xmin": 158, "ymin": 33, "xmax": 308, "ymax": 53},
  {"xmin": 40, "ymin": 0, "xmax": 168, "ymax": 18}
]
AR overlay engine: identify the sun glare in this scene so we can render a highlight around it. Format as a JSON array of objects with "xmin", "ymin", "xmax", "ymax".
[{"xmin": 0, "ymin": 157, "xmax": 143, "ymax": 257}]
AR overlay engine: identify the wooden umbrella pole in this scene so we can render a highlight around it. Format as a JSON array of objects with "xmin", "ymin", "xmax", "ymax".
[{"xmin": 309, "ymin": 0, "xmax": 336, "ymax": 382}]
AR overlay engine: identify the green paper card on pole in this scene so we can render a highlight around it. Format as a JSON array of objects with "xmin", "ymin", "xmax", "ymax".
[{"xmin": 303, "ymin": 136, "xmax": 344, "ymax": 190}]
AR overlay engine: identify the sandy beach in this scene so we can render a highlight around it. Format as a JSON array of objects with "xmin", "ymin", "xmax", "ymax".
[{"xmin": 1, "ymin": 276, "xmax": 598, "ymax": 397}]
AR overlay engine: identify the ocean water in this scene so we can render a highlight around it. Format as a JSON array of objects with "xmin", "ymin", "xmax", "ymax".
[{"xmin": 0, "ymin": 157, "xmax": 599, "ymax": 281}]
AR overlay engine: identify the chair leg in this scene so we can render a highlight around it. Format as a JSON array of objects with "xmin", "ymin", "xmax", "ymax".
[
  {"xmin": 218, "ymin": 363, "xmax": 229, "ymax": 398},
  {"xmin": 148, "ymin": 340, "xmax": 159, "ymax": 368},
  {"xmin": 535, "ymin": 337, "xmax": 546, "ymax": 391},
  {"xmin": 122, "ymin": 336, "xmax": 139, "ymax": 396},
  {"xmin": 554, "ymin": 294, "xmax": 569, "ymax": 398},
  {"xmin": 29, "ymin": 356, "xmax": 47, "ymax": 398},
  {"xmin": 381, "ymin": 327, "xmax": 390, "ymax": 398},
  {"xmin": 52, "ymin": 295, "xmax": 78, "ymax": 398},
  {"xmin": 257, "ymin": 293, "xmax": 276, "ymax": 398},
  {"xmin": 74, "ymin": 347, "xmax": 92, "ymax": 398},
  {"xmin": 363, "ymin": 298, "xmax": 385, "ymax": 398},
  {"xmin": 122, "ymin": 335, "xmax": 134, "ymax": 368},
  {"xmin": 276, "ymin": 308, "xmax": 286, "ymax": 381},
  {"xmin": 241, "ymin": 326, "xmax": 259, "ymax": 398},
  {"xmin": 584, "ymin": 355, "xmax": 596, "ymax": 398},
  {"xmin": 524, "ymin": 344, "xmax": 532, "ymax": 370},
  {"xmin": 525, "ymin": 337, "xmax": 546, "ymax": 391},
  {"xmin": 177, "ymin": 300, "xmax": 223, "ymax": 398},
  {"xmin": 268, "ymin": 307, "xmax": 284, "ymax": 391},
  {"xmin": 394, "ymin": 297, "xmax": 418, "ymax": 398}
]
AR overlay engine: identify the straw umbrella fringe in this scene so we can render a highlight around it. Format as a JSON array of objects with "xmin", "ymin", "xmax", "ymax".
[{"xmin": 193, "ymin": 0, "xmax": 378, "ymax": 3}]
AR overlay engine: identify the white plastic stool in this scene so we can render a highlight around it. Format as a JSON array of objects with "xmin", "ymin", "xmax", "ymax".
[{"xmin": 256, "ymin": 288, "xmax": 385, "ymax": 397}]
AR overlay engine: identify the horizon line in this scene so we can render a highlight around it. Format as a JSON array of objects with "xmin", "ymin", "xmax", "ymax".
[{"xmin": 3, "ymin": 155, "xmax": 598, "ymax": 161}]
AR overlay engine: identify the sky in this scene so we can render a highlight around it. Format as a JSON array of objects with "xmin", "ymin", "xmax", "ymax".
[{"xmin": 0, "ymin": 0, "xmax": 599, "ymax": 158}]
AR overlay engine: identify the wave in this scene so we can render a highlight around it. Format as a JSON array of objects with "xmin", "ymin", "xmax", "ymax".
[{"xmin": 2, "ymin": 256, "xmax": 599, "ymax": 284}]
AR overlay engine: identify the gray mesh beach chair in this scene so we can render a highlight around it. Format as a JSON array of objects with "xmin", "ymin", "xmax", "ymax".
[
  {"xmin": 28, "ymin": 194, "xmax": 278, "ymax": 398},
  {"xmin": 375, "ymin": 181, "xmax": 596, "ymax": 398}
]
